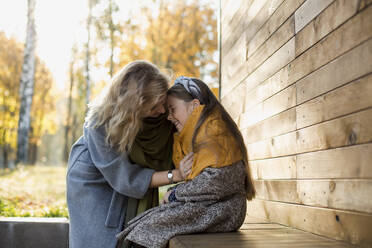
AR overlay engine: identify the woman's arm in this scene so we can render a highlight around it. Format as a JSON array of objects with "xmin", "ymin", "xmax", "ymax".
[
  {"xmin": 85, "ymin": 124, "xmax": 193, "ymax": 198},
  {"xmin": 149, "ymin": 152, "xmax": 193, "ymax": 188}
]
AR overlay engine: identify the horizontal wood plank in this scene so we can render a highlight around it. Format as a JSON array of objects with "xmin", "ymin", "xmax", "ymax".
[
  {"xmin": 221, "ymin": 81, "xmax": 246, "ymax": 120},
  {"xmin": 242, "ymin": 108, "xmax": 296, "ymax": 144},
  {"xmin": 222, "ymin": 34, "xmax": 246, "ymax": 87},
  {"xmin": 247, "ymin": 0, "xmax": 305, "ymax": 59},
  {"xmin": 222, "ymin": 33, "xmax": 295, "ymax": 99},
  {"xmin": 295, "ymin": 0, "xmax": 359, "ymax": 56},
  {"xmin": 288, "ymin": 4, "xmax": 372, "ymax": 86},
  {"xmin": 294, "ymin": 0, "xmax": 334, "ymax": 33},
  {"xmin": 297, "ymin": 37, "xmax": 372, "ymax": 104},
  {"xmin": 170, "ymin": 227, "xmax": 354, "ymax": 248},
  {"xmin": 297, "ymin": 73, "xmax": 372, "ymax": 129},
  {"xmin": 244, "ymin": 65, "xmax": 290, "ymax": 112},
  {"xmin": 240, "ymin": 84, "xmax": 296, "ymax": 129},
  {"xmin": 297, "ymin": 143, "xmax": 372, "ymax": 179},
  {"xmin": 246, "ymin": 15, "xmax": 295, "ymax": 76},
  {"xmin": 247, "ymin": 108, "xmax": 372, "ymax": 160},
  {"xmin": 244, "ymin": 0, "xmax": 274, "ymax": 44},
  {"xmin": 297, "ymin": 108, "xmax": 372, "ymax": 154},
  {"xmin": 244, "ymin": 0, "xmax": 287, "ymax": 58},
  {"xmin": 250, "ymin": 155, "xmax": 297, "ymax": 180},
  {"xmin": 254, "ymin": 179, "xmax": 372, "ymax": 213},
  {"xmin": 246, "ymin": 199, "xmax": 372, "ymax": 246},
  {"xmin": 246, "ymin": 130, "xmax": 297, "ymax": 160}
]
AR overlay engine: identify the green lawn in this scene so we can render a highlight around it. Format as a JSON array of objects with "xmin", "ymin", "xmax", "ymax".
[
  {"xmin": 0, "ymin": 165, "xmax": 172, "ymax": 218},
  {"xmin": 0, "ymin": 165, "xmax": 68, "ymax": 217}
]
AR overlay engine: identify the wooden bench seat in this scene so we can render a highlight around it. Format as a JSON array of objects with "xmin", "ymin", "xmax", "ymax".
[{"xmin": 169, "ymin": 216, "xmax": 355, "ymax": 248}]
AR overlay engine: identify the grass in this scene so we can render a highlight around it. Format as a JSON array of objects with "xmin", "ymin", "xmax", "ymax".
[
  {"xmin": 0, "ymin": 165, "xmax": 68, "ymax": 218},
  {"xmin": 0, "ymin": 165, "xmax": 174, "ymax": 218}
]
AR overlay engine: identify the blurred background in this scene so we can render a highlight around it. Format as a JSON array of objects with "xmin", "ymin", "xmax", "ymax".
[{"xmin": 0, "ymin": 0, "xmax": 218, "ymax": 217}]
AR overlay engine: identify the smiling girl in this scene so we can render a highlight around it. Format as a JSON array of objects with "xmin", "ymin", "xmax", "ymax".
[{"xmin": 116, "ymin": 76, "xmax": 255, "ymax": 248}]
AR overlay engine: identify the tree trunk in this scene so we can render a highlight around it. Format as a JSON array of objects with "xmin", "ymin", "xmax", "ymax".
[
  {"xmin": 28, "ymin": 142, "xmax": 37, "ymax": 165},
  {"xmin": 2, "ymin": 144, "xmax": 9, "ymax": 169},
  {"xmin": 85, "ymin": 0, "xmax": 93, "ymax": 113},
  {"xmin": 64, "ymin": 51, "xmax": 75, "ymax": 162},
  {"xmin": 109, "ymin": 0, "xmax": 114, "ymax": 78},
  {"xmin": 71, "ymin": 114, "xmax": 78, "ymax": 148},
  {"xmin": 16, "ymin": 0, "xmax": 37, "ymax": 165}
]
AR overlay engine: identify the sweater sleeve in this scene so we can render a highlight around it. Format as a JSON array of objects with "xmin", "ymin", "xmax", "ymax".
[{"xmin": 84, "ymin": 125, "xmax": 155, "ymax": 199}]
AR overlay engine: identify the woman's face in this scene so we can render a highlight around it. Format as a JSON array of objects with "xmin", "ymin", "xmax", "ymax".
[
  {"xmin": 167, "ymin": 95, "xmax": 198, "ymax": 132},
  {"xmin": 146, "ymin": 96, "xmax": 167, "ymax": 118}
]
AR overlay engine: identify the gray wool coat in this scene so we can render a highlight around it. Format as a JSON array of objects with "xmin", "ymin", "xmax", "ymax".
[{"xmin": 66, "ymin": 123, "xmax": 155, "ymax": 248}]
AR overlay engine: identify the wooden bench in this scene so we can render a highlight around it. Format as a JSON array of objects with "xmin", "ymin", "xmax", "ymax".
[{"xmin": 169, "ymin": 216, "xmax": 356, "ymax": 248}]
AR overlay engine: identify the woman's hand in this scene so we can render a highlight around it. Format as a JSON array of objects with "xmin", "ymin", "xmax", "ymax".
[
  {"xmin": 179, "ymin": 152, "xmax": 193, "ymax": 180},
  {"xmin": 161, "ymin": 190, "xmax": 172, "ymax": 205},
  {"xmin": 149, "ymin": 152, "xmax": 194, "ymax": 187}
]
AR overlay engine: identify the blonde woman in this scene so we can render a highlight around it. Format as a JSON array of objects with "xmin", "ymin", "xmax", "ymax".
[{"xmin": 66, "ymin": 61, "xmax": 192, "ymax": 248}]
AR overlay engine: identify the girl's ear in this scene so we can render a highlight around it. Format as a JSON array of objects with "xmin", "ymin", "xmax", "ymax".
[{"xmin": 192, "ymin": 99, "xmax": 200, "ymax": 108}]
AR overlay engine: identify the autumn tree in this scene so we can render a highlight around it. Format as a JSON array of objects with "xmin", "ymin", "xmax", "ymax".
[
  {"xmin": 118, "ymin": 0, "xmax": 217, "ymax": 82},
  {"xmin": 0, "ymin": 32, "xmax": 23, "ymax": 168},
  {"xmin": 16, "ymin": 0, "xmax": 37, "ymax": 165},
  {"xmin": 0, "ymin": 32, "xmax": 56, "ymax": 168},
  {"xmin": 94, "ymin": 0, "xmax": 122, "ymax": 77},
  {"xmin": 63, "ymin": 43, "xmax": 87, "ymax": 162},
  {"xmin": 28, "ymin": 59, "xmax": 56, "ymax": 164}
]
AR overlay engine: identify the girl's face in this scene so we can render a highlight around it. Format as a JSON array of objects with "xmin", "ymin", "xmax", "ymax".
[{"xmin": 167, "ymin": 95, "xmax": 199, "ymax": 132}]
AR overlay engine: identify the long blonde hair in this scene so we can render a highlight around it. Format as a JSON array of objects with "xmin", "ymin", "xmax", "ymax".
[{"xmin": 86, "ymin": 60, "xmax": 169, "ymax": 153}]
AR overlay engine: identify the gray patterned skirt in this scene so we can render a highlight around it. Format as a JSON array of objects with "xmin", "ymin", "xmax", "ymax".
[{"xmin": 116, "ymin": 161, "xmax": 247, "ymax": 248}]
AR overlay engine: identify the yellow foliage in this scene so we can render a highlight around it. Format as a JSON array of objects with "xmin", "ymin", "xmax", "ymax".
[
  {"xmin": 0, "ymin": 32, "xmax": 57, "ymax": 150},
  {"xmin": 117, "ymin": 0, "xmax": 217, "ymax": 83}
]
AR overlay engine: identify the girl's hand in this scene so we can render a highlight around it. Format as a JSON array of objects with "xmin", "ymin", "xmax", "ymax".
[
  {"xmin": 179, "ymin": 152, "xmax": 193, "ymax": 180},
  {"xmin": 161, "ymin": 190, "xmax": 171, "ymax": 205}
]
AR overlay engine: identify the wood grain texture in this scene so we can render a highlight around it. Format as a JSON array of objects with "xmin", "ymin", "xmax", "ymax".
[
  {"xmin": 247, "ymin": 0, "xmax": 305, "ymax": 59},
  {"xmin": 254, "ymin": 179, "xmax": 372, "ymax": 213},
  {"xmin": 295, "ymin": 0, "xmax": 359, "ymax": 56},
  {"xmin": 296, "ymin": 108, "xmax": 372, "ymax": 154},
  {"xmin": 244, "ymin": 65, "xmax": 290, "ymax": 112},
  {"xmin": 246, "ymin": 199, "xmax": 372, "ymax": 246},
  {"xmin": 240, "ymin": 84, "xmax": 296, "ymax": 129},
  {"xmin": 294, "ymin": 0, "xmax": 334, "ymax": 33},
  {"xmin": 250, "ymin": 155, "xmax": 297, "ymax": 180},
  {"xmin": 242, "ymin": 108, "xmax": 296, "ymax": 144},
  {"xmin": 247, "ymin": 130, "xmax": 297, "ymax": 160},
  {"xmin": 220, "ymin": 1, "xmax": 372, "ymax": 247},
  {"xmin": 222, "ymin": 18, "xmax": 297, "ymax": 98},
  {"xmin": 170, "ymin": 227, "xmax": 354, "ymax": 248},
  {"xmin": 297, "ymin": 73, "xmax": 372, "ymax": 129},
  {"xmin": 250, "ymin": 143, "xmax": 372, "ymax": 180},
  {"xmin": 246, "ymin": 15, "xmax": 295, "ymax": 76},
  {"xmin": 247, "ymin": 108, "xmax": 372, "ymax": 160},
  {"xmin": 297, "ymin": 143, "xmax": 372, "ymax": 179},
  {"xmin": 289, "ymin": 4, "xmax": 372, "ymax": 86},
  {"xmin": 221, "ymin": 81, "xmax": 246, "ymax": 120},
  {"xmin": 296, "ymin": 38, "xmax": 372, "ymax": 104}
]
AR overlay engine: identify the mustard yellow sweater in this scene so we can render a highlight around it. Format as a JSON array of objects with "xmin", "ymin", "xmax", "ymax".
[{"xmin": 173, "ymin": 105, "xmax": 242, "ymax": 180}]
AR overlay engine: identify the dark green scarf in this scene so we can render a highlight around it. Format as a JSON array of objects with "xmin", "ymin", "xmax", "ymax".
[
  {"xmin": 129, "ymin": 113, "xmax": 174, "ymax": 172},
  {"xmin": 124, "ymin": 113, "xmax": 174, "ymax": 229}
]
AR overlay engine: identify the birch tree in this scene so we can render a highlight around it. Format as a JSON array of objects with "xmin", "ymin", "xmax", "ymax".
[
  {"xmin": 63, "ymin": 44, "xmax": 77, "ymax": 162},
  {"xmin": 16, "ymin": 0, "xmax": 37, "ymax": 165},
  {"xmin": 95, "ymin": 0, "xmax": 121, "ymax": 77}
]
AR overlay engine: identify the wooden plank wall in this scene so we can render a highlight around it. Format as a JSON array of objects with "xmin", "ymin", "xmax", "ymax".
[{"xmin": 220, "ymin": 0, "xmax": 372, "ymax": 247}]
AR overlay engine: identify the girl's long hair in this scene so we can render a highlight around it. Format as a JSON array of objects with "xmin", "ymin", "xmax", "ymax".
[
  {"xmin": 167, "ymin": 78, "xmax": 256, "ymax": 200},
  {"xmin": 86, "ymin": 60, "xmax": 169, "ymax": 153}
]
